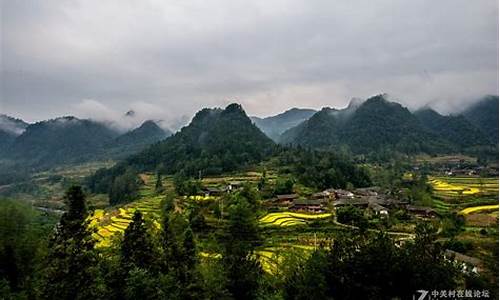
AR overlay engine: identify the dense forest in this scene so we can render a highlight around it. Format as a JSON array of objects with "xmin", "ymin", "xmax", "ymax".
[{"xmin": 279, "ymin": 95, "xmax": 498, "ymax": 156}]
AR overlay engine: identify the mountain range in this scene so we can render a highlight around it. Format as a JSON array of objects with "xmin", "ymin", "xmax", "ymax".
[
  {"xmin": 278, "ymin": 95, "xmax": 498, "ymax": 154},
  {"xmin": 0, "ymin": 116, "xmax": 171, "ymax": 169},
  {"xmin": 1, "ymin": 94, "xmax": 497, "ymax": 172}
]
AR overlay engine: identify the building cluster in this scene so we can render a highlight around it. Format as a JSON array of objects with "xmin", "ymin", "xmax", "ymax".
[{"xmin": 268, "ymin": 186, "xmax": 437, "ymax": 217}]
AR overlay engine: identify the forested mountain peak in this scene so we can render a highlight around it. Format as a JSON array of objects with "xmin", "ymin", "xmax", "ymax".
[
  {"xmin": 280, "ymin": 94, "xmax": 450, "ymax": 153},
  {"xmin": 0, "ymin": 114, "xmax": 30, "ymax": 152},
  {"xmin": 3, "ymin": 116, "xmax": 119, "ymax": 168},
  {"xmin": 120, "ymin": 103, "xmax": 275, "ymax": 175},
  {"xmin": 462, "ymin": 95, "xmax": 498, "ymax": 144},
  {"xmin": 0, "ymin": 114, "xmax": 29, "ymax": 136}
]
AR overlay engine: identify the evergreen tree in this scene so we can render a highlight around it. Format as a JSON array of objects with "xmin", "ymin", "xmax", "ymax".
[
  {"xmin": 155, "ymin": 171, "xmax": 163, "ymax": 193},
  {"xmin": 221, "ymin": 197, "xmax": 263, "ymax": 300},
  {"xmin": 39, "ymin": 186, "xmax": 99, "ymax": 300},
  {"xmin": 121, "ymin": 211, "xmax": 154, "ymax": 270}
]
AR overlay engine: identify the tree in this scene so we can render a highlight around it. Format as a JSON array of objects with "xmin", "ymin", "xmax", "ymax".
[
  {"xmin": 40, "ymin": 186, "xmax": 99, "ymax": 300},
  {"xmin": 336, "ymin": 205, "xmax": 368, "ymax": 231},
  {"xmin": 109, "ymin": 168, "xmax": 142, "ymax": 205},
  {"xmin": 221, "ymin": 197, "xmax": 263, "ymax": 300},
  {"xmin": 121, "ymin": 211, "xmax": 155, "ymax": 270},
  {"xmin": 155, "ymin": 171, "xmax": 164, "ymax": 193},
  {"xmin": 283, "ymin": 226, "xmax": 461, "ymax": 300},
  {"xmin": 274, "ymin": 178, "xmax": 294, "ymax": 195}
]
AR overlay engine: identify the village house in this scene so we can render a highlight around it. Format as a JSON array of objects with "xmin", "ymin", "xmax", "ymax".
[
  {"xmin": 369, "ymin": 202, "xmax": 389, "ymax": 216},
  {"xmin": 355, "ymin": 187, "xmax": 379, "ymax": 197},
  {"xmin": 312, "ymin": 191, "xmax": 334, "ymax": 201},
  {"xmin": 274, "ymin": 194, "xmax": 299, "ymax": 206},
  {"xmin": 201, "ymin": 186, "xmax": 225, "ymax": 197},
  {"xmin": 291, "ymin": 199, "xmax": 327, "ymax": 213},
  {"xmin": 445, "ymin": 250, "xmax": 483, "ymax": 273},
  {"xmin": 333, "ymin": 197, "xmax": 369, "ymax": 208},
  {"xmin": 406, "ymin": 206, "xmax": 438, "ymax": 218},
  {"xmin": 334, "ymin": 189, "xmax": 354, "ymax": 199},
  {"xmin": 226, "ymin": 181, "xmax": 242, "ymax": 191}
]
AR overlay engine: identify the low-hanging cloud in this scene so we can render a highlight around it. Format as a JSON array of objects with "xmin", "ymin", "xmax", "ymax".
[
  {"xmin": 73, "ymin": 99, "xmax": 189, "ymax": 132},
  {"xmin": 1, "ymin": 0, "xmax": 498, "ymax": 121}
]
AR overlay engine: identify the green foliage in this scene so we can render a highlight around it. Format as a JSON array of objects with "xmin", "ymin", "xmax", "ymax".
[
  {"xmin": 154, "ymin": 172, "xmax": 163, "ymax": 193},
  {"xmin": 284, "ymin": 224, "xmax": 461, "ymax": 300},
  {"xmin": 274, "ymin": 178, "xmax": 294, "ymax": 195},
  {"xmin": 221, "ymin": 197, "xmax": 263, "ymax": 300},
  {"xmin": 463, "ymin": 95, "xmax": 498, "ymax": 144},
  {"xmin": 124, "ymin": 103, "xmax": 275, "ymax": 176},
  {"xmin": 0, "ymin": 199, "xmax": 56, "ymax": 297},
  {"xmin": 440, "ymin": 212, "xmax": 466, "ymax": 238},
  {"xmin": 173, "ymin": 174, "xmax": 202, "ymax": 196},
  {"xmin": 336, "ymin": 205, "xmax": 368, "ymax": 230},
  {"xmin": 39, "ymin": 186, "xmax": 100, "ymax": 300},
  {"xmin": 109, "ymin": 168, "xmax": 143, "ymax": 205},
  {"xmin": 121, "ymin": 211, "xmax": 155, "ymax": 270},
  {"xmin": 280, "ymin": 95, "xmax": 456, "ymax": 155},
  {"xmin": 87, "ymin": 104, "xmax": 276, "ymax": 197},
  {"xmin": 276, "ymin": 147, "xmax": 372, "ymax": 189}
]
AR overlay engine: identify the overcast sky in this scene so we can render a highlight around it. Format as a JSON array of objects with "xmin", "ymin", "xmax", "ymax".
[{"xmin": 1, "ymin": 0, "xmax": 498, "ymax": 127}]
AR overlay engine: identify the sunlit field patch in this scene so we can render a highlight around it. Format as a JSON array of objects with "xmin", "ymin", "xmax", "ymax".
[
  {"xmin": 459, "ymin": 205, "xmax": 499, "ymax": 215},
  {"xmin": 259, "ymin": 212, "xmax": 332, "ymax": 227},
  {"xmin": 428, "ymin": 176, "xmax": 498, "ymax": 199}
]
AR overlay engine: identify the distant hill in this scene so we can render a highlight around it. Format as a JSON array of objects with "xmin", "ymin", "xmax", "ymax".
[
  {"xmin": 462, "ymin": 95, "xmax": 498, "ymax": 144},
  {"xmin": 104, "ymin": 120, "xmax": 172, "ymax": 159},
  {"xmin": 4, "ymin": 116, "xmax": 120, "ymax": 168},
  {"xmin": 88, "ymin": 103, "xmax": 276, "ymax": 194},
  {"xmin": 1, "ymin": 117, "xmax": 173, "ymax": 169},
  {"xmin": 0, "ymin": 114, "xmax": 29, "ymax": 152},
  {"xmin": 125, "ymin": 103, "xmax": 275, "ymax": 175},
  {"xmin": 414, "ymin": 108, "xmax": 490, "ymax": 148},
  {"xmin": 251, "ymin": 108, "xmax": 317, "ymax": 141},
  {"xmin": 280, "ymin": 95, "xmax": 454, "ymax": 154}
]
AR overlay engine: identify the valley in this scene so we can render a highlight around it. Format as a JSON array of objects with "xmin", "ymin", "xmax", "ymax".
[{"xmin": 1, "ymin": 97, "xmax": 498, "ymax": 299}]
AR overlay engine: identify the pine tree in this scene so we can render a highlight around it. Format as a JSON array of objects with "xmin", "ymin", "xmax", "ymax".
[
  {"xmin": 121, "ymin": 211, "xmax": 154, "ymax": 270},
  {"xmin": 221, "ymin": 197, "xmax": 262, "ymax": 300},
  {"xmin": 155, "ymin": 171, "xmax": 163, "ymax": 193},
  {"xmin": 40, "ymin": 186, "xmax": 98, "ymax": 300}
]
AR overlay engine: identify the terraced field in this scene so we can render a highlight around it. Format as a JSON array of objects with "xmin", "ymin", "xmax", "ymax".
[
  {"xmin": 259, "ymin": 212, "xmax": 332, "ymax": 227},
  {"xmin": 428, "ymin": 176, "xmax": 498, "ymax": 199},
  {"xmin": 89, "ymin": 174, "xmax": 164, "ymax": 247},
  {"xmin": 459, "ymin": 205, "xmax": 499, "ymax": 215}
]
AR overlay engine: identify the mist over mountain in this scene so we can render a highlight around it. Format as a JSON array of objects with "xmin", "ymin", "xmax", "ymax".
[
  {"xmin": 124, "ymin": 103, "xmax": 275, "ymax": 175},
  {"xmin": 279, "ymin": 95, "xmax": 496, "ymax": 154},
  {"xmin": 0, "ymin": 116, "xmax": 174, "ymax": 170},
  {"xmin": 0, "ymin": 114, "xmax": 29, "ymax": 151},
  {"xmin": 88, "ymin": 103, "xmax": 276, "ymax": 194},
  {"xmin": 462, "ymin": 95, "xmax": 499, "ymax": 144},
  {"xmin": 104, "ymin": 120, "xmax": 172, "ymax": 159},
  {"xmin": 251, "ymin": 108, "xmax": 317, "ymax": 141},
  {"xmin": 2, "ymin": 117, "xmax": 120, "ymax": 168}
]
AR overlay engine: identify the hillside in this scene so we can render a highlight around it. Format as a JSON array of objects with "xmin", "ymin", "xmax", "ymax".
[
  {"xmin": 3, "ymin": 116, "xmax": 120, "ymax": 168},
  {"xmin": 462, "ymin": 95, "xmax": 499, "ymax": 144},
  {"xmin": 251, "ymin": 108, "xmax": 317, "ymax": 141},
  {"xmin": 414, "ymin": 108, "xmax": 490, "ymax": 148},
  {"xmin": 88, "ymin": 103, "xmax": 275, "ymax": 194},
  {"xmin": 104, "ymin": 120, "xmax": 172, "ymax": 159},
  {"xmin": 125, "ymin": 103, "xmax": 275, "ymax": 175},
  {"xmin": 280, "ymin": 95, "xmax": 452, "ymax": 154},
  {"xmin": 0, "ymin": 114, "xmax": 29, "ymax": 152}
]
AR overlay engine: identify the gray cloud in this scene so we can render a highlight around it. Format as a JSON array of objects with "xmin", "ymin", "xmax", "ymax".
[{"xmin": 1, "ymin": 0, "xmax": 498, "ymax": 122}]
